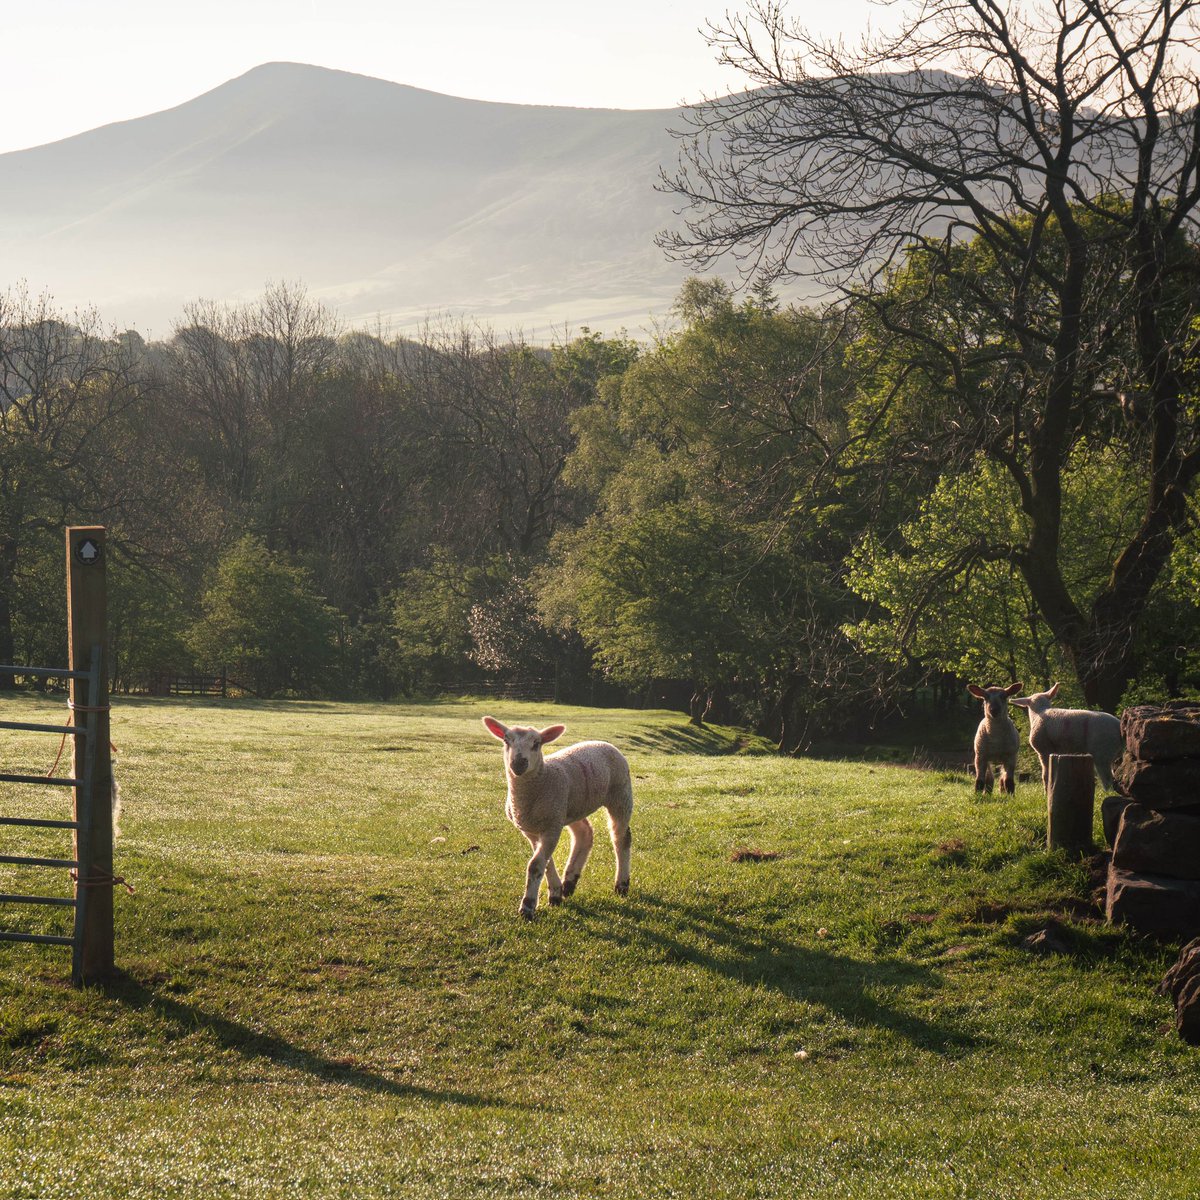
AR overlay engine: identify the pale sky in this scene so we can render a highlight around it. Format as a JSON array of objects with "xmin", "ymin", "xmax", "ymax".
[{"xmin": 2, "ymin": 0, "xmax": 893, "ymax": 154}]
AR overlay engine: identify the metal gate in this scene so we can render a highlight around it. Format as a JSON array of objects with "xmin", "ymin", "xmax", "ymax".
[{"xmin": 0, "ymin": 647, "xmax": 103, "ymax": 984}]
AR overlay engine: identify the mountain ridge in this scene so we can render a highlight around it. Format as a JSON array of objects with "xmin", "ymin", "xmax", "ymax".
[{"xmin": 0, "ymin": 62, "xmax": 715, "ymax": 337}]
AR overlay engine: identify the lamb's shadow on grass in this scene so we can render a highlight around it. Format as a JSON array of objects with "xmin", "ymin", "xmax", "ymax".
[
  {"xmin": 101, "ymin": 970, "xmax": 521, "ymax": 1109},
  {"xmin": 572, "ymin": 894, "xmax": 984, "ymax": 1056}
]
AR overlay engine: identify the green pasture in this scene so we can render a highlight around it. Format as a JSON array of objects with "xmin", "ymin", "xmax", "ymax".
[{"xmin": 0, "ymin": 695, "xmax": 1196, "ymax": 1198}]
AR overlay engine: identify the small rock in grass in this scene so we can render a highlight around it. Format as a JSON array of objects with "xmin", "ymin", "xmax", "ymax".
[
  {"xmin": 817, "ymin": 927, "xmax": 829, "ymax": 939},
  {"xmin": 1023, "ymin": 923, "xmax": 1072, "ymax": 955},
  {"xmin": 794, "ymin": 1049, "xmax": 809, "ymax": 1060}
]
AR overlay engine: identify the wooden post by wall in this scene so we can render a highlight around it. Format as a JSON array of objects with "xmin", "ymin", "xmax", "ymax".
[
  {"xmin": 1047, "ymin": 753, "xmax": 1095, "ymax": 854},
  {"xmin": 67, "ymin": 526, "xmax": 114, "ymax": 983}
]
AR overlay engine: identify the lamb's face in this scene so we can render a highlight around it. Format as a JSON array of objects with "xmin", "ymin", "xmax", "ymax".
[
  {"xmin": 1010, "ymin": 682, "xmax": 1059, "ymax": 715},
  {"xmin": 482, "ymin": 717, "xmax": 566, "ymax": 777},
  {"xmin": 968, "ymin": 682, "xmax": 1022, "ymax": 720},
  {"xmin": 503, "ymin": 726, "xmax": 545, "ymax": 777}
]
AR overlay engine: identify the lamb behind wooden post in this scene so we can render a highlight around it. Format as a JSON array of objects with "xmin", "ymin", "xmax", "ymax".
[
  {"xmin": 1010, "ymin": 683, "xmax": 1123, "ymax": 792},
  {"xmin": 482, "ymin": 716, "xmax": 634, "ymax": 920},
  {"xmin": 967, "ymin": 682, "xmax": 1022, "ymax": 794}
]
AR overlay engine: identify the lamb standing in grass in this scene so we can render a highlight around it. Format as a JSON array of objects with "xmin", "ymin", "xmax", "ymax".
[
  {"xmin": 1009, "ymin": 683, "xmax": 1123, "ymax": 791},
  {"xmin": 482, "ymin": 716, "xmax": 633, "ymax": 919},
  {"xmin": 967, "ymin": 682, "xmax": 1022, "ymax": 794}
]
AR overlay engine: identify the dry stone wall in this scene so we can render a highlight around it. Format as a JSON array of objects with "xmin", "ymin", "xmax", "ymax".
[{"xmin": 1105, "ymin": 703, "xmax": 1200, "ymax": 940}]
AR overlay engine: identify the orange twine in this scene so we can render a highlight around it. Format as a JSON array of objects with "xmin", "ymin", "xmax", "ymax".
[
  {"xmin": 71, "ymin": 868, "xmax": 135, "ymax": 895},
  {"xmin": 44, "ymin": 700, "xmax": 116, "ymax": 778}
]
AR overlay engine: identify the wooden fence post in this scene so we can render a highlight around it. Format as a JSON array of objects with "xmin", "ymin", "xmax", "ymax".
[
  {"xmin": 67, "ymin": 526, "xmax": 114, "ymax": 983},
  {"xmin": 1047, "ymin": 753, "xmax": 1095, "ymax": 854}
]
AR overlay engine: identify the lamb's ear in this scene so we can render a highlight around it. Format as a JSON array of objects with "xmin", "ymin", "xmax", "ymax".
[
  {"xmin": 1005, "ymin": 681, "xmax": 1023, "ymax": 696},
  {"xmin": 482, "ymin": 716, "xmax": 508, "ymax": 740},
  {"xmin": 967, "ymin": 684, "xmax": 986, "ymax": 699},
  {"xmin": 1046, "ymin": 682, "xmax": 1060, "ymax": 699},
  {"xmin": 1009, "ymin": 696, "xmax": 1030, "ymax": 709},
  {"xmin": 539, "ymin": 724, "xmax": 566, "ymax": 745}
]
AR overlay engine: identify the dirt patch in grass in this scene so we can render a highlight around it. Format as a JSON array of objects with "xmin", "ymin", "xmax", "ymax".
[{"xmin": 730, "ymin": 847, "xmax": 782, "ymax": 863}]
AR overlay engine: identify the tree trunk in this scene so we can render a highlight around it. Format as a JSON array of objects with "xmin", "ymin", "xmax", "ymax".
[
  {"xmin": 774, "ymin": 677, "xmax": 800, "ymax": 753},
  {"xmin": 688, "ymin": 687, "xmax": 705, "ymax": 726},
  {"xmin": 0, "ymin": 536, "xmax": 16, "ymax": 689}
]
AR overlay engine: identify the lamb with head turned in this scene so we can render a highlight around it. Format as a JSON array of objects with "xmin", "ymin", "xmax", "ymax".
[{"xmin": 1009, "ymin": 682, "xmax": 1122, "ymax": 791}]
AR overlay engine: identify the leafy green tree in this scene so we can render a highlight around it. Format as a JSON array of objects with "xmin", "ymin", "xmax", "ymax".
[
  {"xmin": 107, "ymin": 561, "xmax": 192, "ymax": 692},
  {"xmin": 188, "ymin": 535, "xmax": 338, "ymax": 696},
  {"xmin": 385, "ymin": 553, "xmax": 515, "ymax": 694},
  {"xmin": 540, "ymin": 281, "xmax": 872, "ymax": 743}
]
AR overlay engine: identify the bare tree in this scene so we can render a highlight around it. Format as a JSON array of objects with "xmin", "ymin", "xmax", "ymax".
[
  {"xmin": 662, "ymin": 0, "xmax": 1200, "ymax": 708},
  {"xmin": 0, "ymin": 289, "xmax": 148, "ymax": 678},
  {"xmin": 408, "ymin": 321, "xmax": 587, "ymax": 560}
]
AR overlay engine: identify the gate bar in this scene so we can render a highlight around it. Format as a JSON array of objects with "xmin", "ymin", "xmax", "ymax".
[
  {"xmin": 0, "ymin": 721, "xmax": 87, "ymax": 736},
  {"xmin": 0, "ymin": 664, "xmax": 90, "ymax": 680},
  {"xmin": 0, "ymin": 894, "xmax": 76, "ymax": 906},
  {"xmin": 0, "ymin": 773, "xmax": 79, "ymax": 787},
  {"xmin": 0, "ymin": 932, "xmax": 74, "ymax": 946},
  {"xmin": 0, "ymin": 817, "xmax": 79, "ymax": 829},
  {"xmin": 0, "ymin": 855, "xmax": 79, "ymax": 869}
]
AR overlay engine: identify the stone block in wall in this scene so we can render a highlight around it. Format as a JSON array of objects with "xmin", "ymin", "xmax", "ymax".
[
  {"xmin": 1121, "ymin": 703, "xmax": 1200, "ymax": 762},
  {"xmin": 1160, "ymin": 937, "xmax": 1200, "ymax": 1003},
  {"xmin": 1111, "ymin": 804, "xmax": 1200, "ymax": 881},
  {"xmin": 1112, "ymin": 754, "xmax": 1200, "ymax": 809},
  {"xmin": 1177, "ymin": 975, "xmax": 1200, "ymax": 1046},
  {"xmin": 1106, "ymin": 865, "xmax": 1200, "ymax": 939},
  {"xmin": 1102, "ymin": 794, "xmax": 1132, "ymax": 847}
]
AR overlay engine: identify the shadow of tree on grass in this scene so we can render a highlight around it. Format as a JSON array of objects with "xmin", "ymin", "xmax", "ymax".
[{"xmin": 570, "ymin": 893, "xmax": 984, "ymax": 1056}]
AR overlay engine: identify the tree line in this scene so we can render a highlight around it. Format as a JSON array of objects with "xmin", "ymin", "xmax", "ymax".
[{"xmin": 1, "ymin": 263, "xmax": 1196, "ymax": 748}]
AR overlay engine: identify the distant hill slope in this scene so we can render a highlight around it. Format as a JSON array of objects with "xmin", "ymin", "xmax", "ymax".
[{"xmin": 0, "ymin": 62, "xmax": 735, "ymax": 337}]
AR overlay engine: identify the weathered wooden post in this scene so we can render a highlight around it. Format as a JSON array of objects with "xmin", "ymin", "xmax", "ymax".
[
  {"xmin": 67, "ymin": 526, "xmax": 114, "ymax": 983},
  {"xmin": 1047, "ymin": 753, "xmax": 1095, "ymax": 854}
]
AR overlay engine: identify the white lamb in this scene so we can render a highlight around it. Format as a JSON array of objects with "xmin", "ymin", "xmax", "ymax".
[
  {"xmin": 967, "ymin": 682, "xmax": 1022, "ymax": 794},
  {"xmin": 482, "ymin": 716, "xmax": 634, "ymax": 919},
  {"xmin": 1009, "ymin": 683, "xmax": 1122, "ymax": 791}
]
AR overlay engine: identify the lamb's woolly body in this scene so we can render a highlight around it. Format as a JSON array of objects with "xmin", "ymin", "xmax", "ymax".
[
  {"xmin": 505, "ymin": 741, "xmax": 631, "ymax": 836},
  {"xmin": 483, "ymin": 717, "xmax": 633, "ymax": 919},
  {"xmin": 968, "ymin": 683, "xmax": 1022, "ymax": 794},
  {"xmin": 973, "ymin": 713, "xmax": 1020, "ymax": 793},
  {"xmin": 1011, "ymin": 685, "xmax": 1122, "ymax": 791}
]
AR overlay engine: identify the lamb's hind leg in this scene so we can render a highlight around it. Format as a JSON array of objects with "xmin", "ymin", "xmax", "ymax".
[
  {"xmin": 605, "ymin": 808, "xmax": 632, "ymax": 897},
  {"xmin": 561, "ymin": 818, "xmax": 594, "ymax": 898},
  {"xmin": 545, "ymin": 855, "xmax": 564, "ymax": 907}
]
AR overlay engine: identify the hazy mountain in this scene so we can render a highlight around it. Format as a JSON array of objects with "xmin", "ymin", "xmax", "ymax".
[{"xmin": 0, "ymin": 62, "xmax": 726, "ymax": 338}]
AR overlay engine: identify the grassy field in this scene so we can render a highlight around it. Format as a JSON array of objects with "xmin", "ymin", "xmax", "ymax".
[{"xmin": 0, "ymin": 694, "xmax": 1197, "ymax": 1198}]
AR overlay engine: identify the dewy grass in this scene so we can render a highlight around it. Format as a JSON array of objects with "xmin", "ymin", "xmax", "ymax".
[{"xmin": 0, "ymin": 694, "xmax": 1197, "ymax": 1198}]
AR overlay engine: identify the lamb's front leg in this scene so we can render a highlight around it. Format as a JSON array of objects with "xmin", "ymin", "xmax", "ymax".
[
  {"xmin": 974, "ymin": 752, "xmax": 993, "ymax": 794},
  {"xmin": 519, "ymin": 826, "xmax": 563, "ymax": 920}
]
